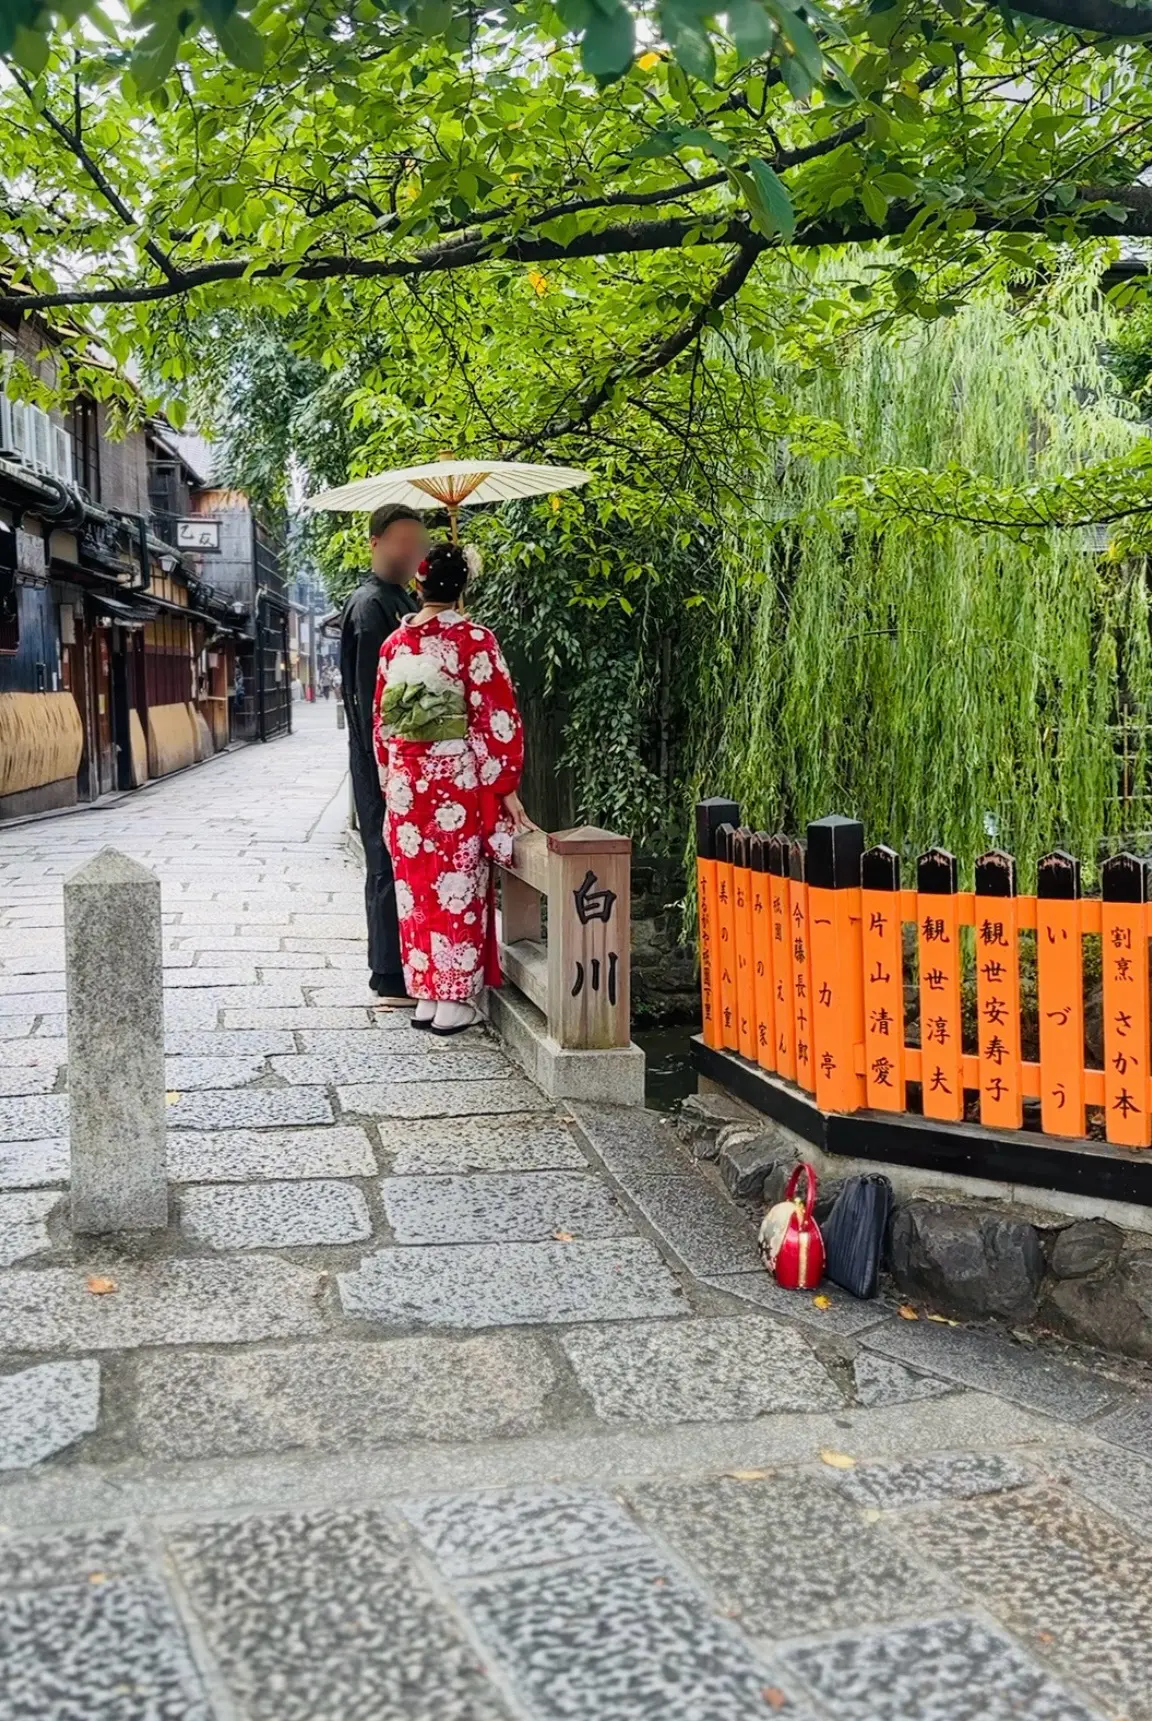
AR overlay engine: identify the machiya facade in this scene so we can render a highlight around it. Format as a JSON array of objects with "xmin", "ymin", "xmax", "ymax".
[{"xmin": 0, "ymin": 309, "xmax": 294, "ymax": 822}]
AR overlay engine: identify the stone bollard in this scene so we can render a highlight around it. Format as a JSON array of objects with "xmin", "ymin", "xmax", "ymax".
[{"xmin": 65, "ymin": 848, "xmax": 167, "ymax": 1233}]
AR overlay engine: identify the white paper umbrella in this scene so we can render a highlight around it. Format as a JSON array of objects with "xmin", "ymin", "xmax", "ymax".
[{"xmin": 304, "ymin": 455, "xmax": 591, "ymax": 539}]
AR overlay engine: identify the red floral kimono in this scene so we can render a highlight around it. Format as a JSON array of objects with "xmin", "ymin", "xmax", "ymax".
[{"xmin": 373, "ymin": 611, "xmax": 524, "ymax": 1002}]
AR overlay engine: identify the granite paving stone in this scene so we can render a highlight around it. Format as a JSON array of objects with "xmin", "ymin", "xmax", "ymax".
[
  {"xmin": 0, "ymin": 1258, "xmax": 326, "ymax": 1352},
  {"xmin": 1093, "ymin": 1392, "xmax": 1152, "ymax": 1459},
  {"xmin": 164, "ymin": 1029, "xmax": 297, "ymax": 1057},
  {"xmin": 0, "ymin": 990, "xmax": 63, "ymax": 1017},
  {"xmin": 0, "ymin": 1066, "xmax": 59, "ymax": 1097},
  {"xmin": 458, "ymin": 1551, "xmax": 790, "ymax": 1721},
  {"xmin": 1041, "ymin": 1441, "xmax": 1152, "ymax": 1540},
  {"xmin": 617, "ymin": 1174, "xmax": 759, "ymax": 1276},
  {"xmin": 179, "ymin": 1178, "xmax": 373, "ymax": 1249},
  {"xmin": 381, "ymin": 1171, "xmax": 635, "ymax": 1245},
  {"xmin": 781, "ymin": 1613, "xmax": 1103, "ymax": 1721},
  {"xmin": 167, "ymin": 1124, "xmax": 378, "ymax": 1182},
  {"xmin": 383, "ymin": 1115, "xmax": 588, "ymax": 1175},
  {"xmin": 287, "ymin": 916, "xmax": 367, "ymax": 938},
  {"xmin": 166, "ymin": 1507, "xmax": 513, "ymax": 1721},
  {"xmin": 562, "ymin": 1313, "xmax": 842, "ymax": 1424},
  {"xmin": 164, "ymin": 965, "xmax": 260, "ymax": 987},
  {"xmin": 401, "ymin": 1486, "xmax": 648, "ymax": 1577},
  {"xmin": 337, "ymin": 1078, "xmax": 543, "ymax": 1118},
  {"xmin": 0, "ymin": 1019, "xmax": 34, "ymax": 1039},
  {"xmin": 0, "ymin": 1526, "xmax": 147, "ymax": 1588},
  {"xmin": 1, "ymin": 1039, "xmax": 66, "ymax": 1067},
  {"xmin": 0, "ymin": 1576, "xmax": 212, "ymax": 1721},
  {"xmin": 273, "ymin": 1047, "xmax": 510, "ymax": 1085},
  {"xmin": 863, "ymin": 1319, "xmax": 1121, "ymax": 1421},
  {"xmin": 628, "ymin": 1473, "xmax": 955, "ymax": 1638},
  {"xmin": 831, "ymin": 1452, "xmax": 1035, "ymax": 1509},
  {"xmin": 0, "ymin": 1095, "xmax": 68, "ymax": 1143},
  {"xmin": 897, "ymin": 1486, "xmax": 1152, "ymax": 1720},
  {"xmin": 161, "ymin": 995, "xmax": 221, "ymax": 1029},
  {"xmin": 0, "ymin": 1139, "xmax": 69, "ymax": 1190},
  {"xmin": 134, "ymin": 1332, "xmax": 557, "ymax": 1459},
  {"xmin": 163, "ymin": 1054, "xmax": 268, "ymax": 1091},
  {"xmin": 853, "ymin": 1352, "xmax": 960, "ymax": 1409},
  {"xmin": 221, "ymin": 1005, "xmax": 378, "ymax": 1029},
  {"xmin": 339, "ymin": 1238, "xmax": 685, "ymax": 1329},
  {"xmin": 0, "ymin": 974, "xmax": 63, "ymax": 996},
  {"xmin": 570, "ymin": 1101, "xmax": 694, "ymax": 1179},
  {"xmin": 0, "ymin": 1190, "xmax": 58, "ymax": 1265},
  {"xmin": 0, "ymin": 1359, "xmax": 100, "ymax": 1469},
  {"xmin": 170, "ymin": 983, "xmax": 309, "ymax": 1011},
  {"xmin": 32, "ymin": 1015, "xmax": 65, "ymax": 1038},
  {"xmin": 166, "ymin": 1087, "xmax": 334, "ymax": 1131},
  {"xmin": 706, "ymin": 1271, "xmax": 897, "ymax": 1336}
]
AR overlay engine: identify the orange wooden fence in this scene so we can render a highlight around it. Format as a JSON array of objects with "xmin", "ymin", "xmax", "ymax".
[{"xmin": 696, "ymin": 800, "xmax": 1152, "ymax": 1150}]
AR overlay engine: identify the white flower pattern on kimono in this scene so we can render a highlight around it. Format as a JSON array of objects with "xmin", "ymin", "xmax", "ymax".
[
  {"xmin": 408, "ymin": 949, "xmax": 429, "ymax": 971},
  {"xmin": 434, "ymin": 870, "xmax": 475, "ymax": 915},
  {"xmin": 387, "ymin": 777, "xmax": 413, "ymax": 815},
  {"xmin": 490, "ymin": 708, "xmax": 516, "ymax": 744},
  {"xmin": 480, "ymin": 756, "xmax": 502, "ymax": 785},
  {"xmin": 435, "ymin": 801, "xmax": 467, "ymax": 832},
  {"xmin": 395, "ymin": 880, "xmax": 415, "ymax": 920},
  {"xmin": 470, "ymin": 651, "xmax": 493, "ymax": 684},
  {"xmin": 396, "ymin": 822, "xmax": 422, "ymax": 857},
  {"xmin": 432, "ymin": 932, "xmax": 480, "ymax": 974}
]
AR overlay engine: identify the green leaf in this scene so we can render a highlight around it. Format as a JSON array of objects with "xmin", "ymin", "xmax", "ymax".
[
  {"xmin": 10, "ymin": 24, "xmax": 50, "ymax": 72},
  {"xmin": 726, "ymin": 0, "xmax": 775, "ymax": 62},
  {"xmin": 765, "ymin": 0, "xmax": 823, "ymax": 79},
  {"xmin": 582, "ymin": 0, "xmax": 635, "ymax": 79},
  {"xmin": 780, "ymin": 51, "xmax": 814, "ymax": 101},
  {"xmin": 741, "ymin": 157, "xmax": 796, "ymax": 240},
  {"xmin": 661, "ymin": 0, "xmax": 716, "ymax": 83},
  {"xmin": 860, "ymin": 179, "xmax": 888, "ymax": 224},
  {"xmin": 212, "ymin": 8, "xmax": 265, "ymax": 71},
  {"xmin": 415, "ymin": 0, "xmax": 453, "ymax": 34},
  {"xmin": 630, "ymin": 128, "xmax": 684, "ymax": 157},
  {"xmin": 554, "ymin": 0, "xmax": 592, "ymax": 28},
  {"xmin": 130, "ymin": 16, "xmax": 183, "ymax": 90},
  {"xmin": 874, "ymin": 170, "xmax": 916, "ymax": 197}
]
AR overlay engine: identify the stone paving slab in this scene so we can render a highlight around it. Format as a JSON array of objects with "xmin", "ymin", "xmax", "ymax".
[
  {"xmin": 1042, "ymin": 1442, "xmax": 1152, "ymax": 1541},
  {"xmin": 0, "ymin": 1067, "xmax": 59, "ymax": 1097},
  {"xmin": 1, "ymin": 1038, "xmax": 65, "ymax": 1066},
  {"xmin": 166, "ymin": 1087, "xmax": 334, "ymax": 1131},
  {"xmin": 0, "ymin": 1190, "xmax": 58, "ymax": 1265},
  {"xmin": 382, "ymin": 1116, "xmax": 588, "ymax": 1175},
  {"xmin": 164, "ymin": 1054, "xmax": 268, "ymax": 1091},
  {"xmin": 1093, "ymin": 1393, "xmax": 1152, "ymax": 1459},
  {"xmin": 338, "ymin": 1078, "xmax": 543, "ymax": 1118},
  {"xmin": 0, "ymin": 1258, "xmax": 326, "ymax": 1352},
  {"xmin": 32, "ymin": 1015, "xmax": 65, "ymax": 1038},
  {"xmin": 274, "ymin": 1047, "xmax": 510, "ymax": 1085},
  {"xmin": 164, "ymin": 1028, "xmax": 297, "ymax": 1057},
  {"xmin": 706, "ymin": 1271, "xmax": 896, "ymax": 1336},
  {"xmin": 853, "ymin": 1352, "xmax": 960, "ymax": 1409},
  {"xmin": 381, "ymin": 1171, "xmax": 635, "ymax": 1245},
  {"xmin": 179, "ymin": 1178, "xmax": 373, "ymax": 1249},
  {"xmin": 570, "ymin": 1101, "xmax": 694, "ymax": 1179},
  {"xmin": 295, "ymin": 1029, "xmax": 426, "ymax": 1059},
  {"xmin": 339, "ymin": 1237, "xmax": 686, "ymax": 1329},
  {"xmin": 629, "ymin": 1473, "xmax": 955, "ymax": 1638},
  {"xmin": 619, "ymin": 1174, "xmax": 760, "ymax": 1276},
  {"xmin": 0, "ymin": 1139, "xmax": 69, "ymax": 1190},
  {"xmin": 898, "ymin": 1486, "xmax": 1152, "ymax": 1720},
  {"xmin": 863, "ymin": 1321, "xmax": 1122, "ymax": 1421},
  {"xmin": 167, "ymin": 1124, "xmax": 378, "ymax": 1183},
  {"xmin": 780, "ymin": 1612, "xmax": 1103, "ymax": 1721},
  {"xmin": 562, "ymin": 1313, "xmax": 842, "ymax": 1424},
  {"xmin": 0, "ymin": 1526, "xmax": 147, "ymax": 1588},
  {"xmin": 164, "ymin": 965, "xmax": 260, "ymax": 987},
  {"xmin": 0, "ymin": 1095, "xmax": 68, "ymax": 1142},
  {"xmin": 0, "ymin": 1359, "xmax": 100, "ymax": 1469},
  {"xmin": 0, "ymin": 1574, "xmax": 213, "ymax": 1721},
  {"xmin": 400, "ymin": 1486, "xmax": 648, "ymax": 1577},
  {"xmin": 134, "ymin": 1332, "xmax": 558, "ymax": 1460},
  {"xmin": 460, "ymin": 1550, "xmax": 787, "ymax": 1721},
  {"xmin": 0, "ymin": 991, "xmax": 64, "ymax": 1017},
  {"xmin": 166, "ymin": 1507, "xmax": 513, "ymax": 1721},
  {"xmin": 830, "ymin": 1452, "xmax": 1035, "ymax": 1509},
  {"xmin": 0, "ymin": 1018, "xmax": 35, "ymax": 1039},
  {"xmin": 221, "ymin": 1005, "xmax": 378, "ymax": 1029}
]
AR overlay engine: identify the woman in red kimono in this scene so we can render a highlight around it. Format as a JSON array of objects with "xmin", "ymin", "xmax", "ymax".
[{"xmin": 373, "ymin": 540, "xmax": 528, "ymax": 1034}]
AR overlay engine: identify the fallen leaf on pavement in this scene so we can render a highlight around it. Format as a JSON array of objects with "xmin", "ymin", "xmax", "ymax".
[
  {"xmin": 165, "ymin": 1091, "xmax": 180, "ymax": 1105},
  {"xmin": 86, "ymin": 1276, "xmax": 117, "ymax": 1295},
  {"xmin": 552, "ymin": 1229, "xmax": 575, "ymax": 1242},
  {"xmin": 725, "ymin": 1468, "xmax": 772, "ymax": 1481},
  {"xmin": 762, "ymin": 1688, "xmax": 789, "ymax": 1709},
  {"xmin": 861, "ymin": 1508, "xmax": 883, "ymax": 1523},
  {"xmin": 812, "ymin": 1295, "xmax": 832, "ymax": 1309},
  {"xmin": 819, "ymin": 1449, "xmax": 857, "ymax": 1470},
  {"xmin": 87, "ymin": 1572, "xmax": 107, "ymax": 1584},
  {"xmin": 1037, "ymin": 1630, "xmax": 1055, "ymax": 1645},
  {"xmin": 926, "ymin": 1313, "xmax": 959, "ymax": 1325},
  {"xmin": 897, "ymin": 1304, "xmax": 919, "ymax": 1320}
]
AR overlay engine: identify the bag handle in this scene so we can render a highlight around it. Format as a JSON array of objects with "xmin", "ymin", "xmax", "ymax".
[{"xmin": 784, "ymin": 1161, "xmax": 818, "ymax": 1226}]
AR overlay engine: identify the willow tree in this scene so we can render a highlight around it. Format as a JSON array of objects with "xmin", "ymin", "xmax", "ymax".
[{"xmin": 692, "ymin": 268, "xmax": 1152, "ymax": 882}]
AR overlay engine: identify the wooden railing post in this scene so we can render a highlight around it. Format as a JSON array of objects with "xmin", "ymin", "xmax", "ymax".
[
  {"xmin": 975, "ymin": 850, "xmax": 1023, "ymax": 1131},
  {"xmin": 861, "ymin": 844, "xmax": 905, "ymax": 1111},
  {"xmin": 1101, "ymin": 852, "xmax": 1150, "ymax": 1148},
  {"xmin": 695, "ymin": 798, "xmax": 739, "ymax": 1051},
  {"xmin": 545, "ymin": 827, "xmax": 632, "ymax": 1050},
  {"xmin": 1037, "ymin": 850, "xmax": 1085, "ymax": 1138},
  {"xmin": 917, "ymin": 846, "xmax": 964, "ymax": 1123},
  {"xmin": 807, "ymin": 815, "xmax": 866, "ymax": 1115}
]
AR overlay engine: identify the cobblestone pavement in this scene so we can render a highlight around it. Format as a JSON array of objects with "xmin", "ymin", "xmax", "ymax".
[{"xmin": 1, "ymin": 704, "xmax": 1150, "ymax": 1720}]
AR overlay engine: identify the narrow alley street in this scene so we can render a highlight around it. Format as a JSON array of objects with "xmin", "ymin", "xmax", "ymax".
[{"xmin": 0, "ymin": 704, "xmax": 1150, "ymax": 1721}]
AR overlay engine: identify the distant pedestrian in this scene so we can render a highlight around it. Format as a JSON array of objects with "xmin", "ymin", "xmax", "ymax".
[
  {"xmin": 373, "ymin": 540, "xmax": 531, "ymax": 1033},
  {"xmin": 340, "ymin": 505, "xmax": 429, "ymax": 1002}
]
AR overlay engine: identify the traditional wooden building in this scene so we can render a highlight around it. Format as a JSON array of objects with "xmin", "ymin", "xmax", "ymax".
[{"xmin": 0, "ymin": 305, "xmax": 289, "ymax": 821}]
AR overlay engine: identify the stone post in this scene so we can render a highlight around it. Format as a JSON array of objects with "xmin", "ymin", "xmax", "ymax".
[{"xmin": 65, "ymin": 847, "xmax": 167, "ymax": 1233}]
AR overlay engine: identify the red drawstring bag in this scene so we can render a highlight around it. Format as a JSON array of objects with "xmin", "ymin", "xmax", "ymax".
[{"xmin": 758, "ymin": 1163, "xmax": 826, "ymax": 1290}]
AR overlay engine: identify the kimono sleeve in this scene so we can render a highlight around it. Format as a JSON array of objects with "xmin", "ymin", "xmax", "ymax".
[
  {"xmin": 372, "ymin": 634, "xmax": 395, "ymax": 774},
  {"xmin": 466, "ymin": 628, "xmax": 524, "ymax": 796}
]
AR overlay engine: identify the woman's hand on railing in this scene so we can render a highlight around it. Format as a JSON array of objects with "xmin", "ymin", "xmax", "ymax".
[{"xmin": 502, "ymin": 791, "xmax": 537, "ymax": 834}]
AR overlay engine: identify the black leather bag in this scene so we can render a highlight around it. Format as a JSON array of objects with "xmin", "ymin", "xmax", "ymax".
[{"xmin": 821, "ymin": 1174, "xmax": 893, "ymax": 1299}]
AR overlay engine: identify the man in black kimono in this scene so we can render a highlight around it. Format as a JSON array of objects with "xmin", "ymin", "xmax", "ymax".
[{"xmin": 339, "ymin": 504, "xmax": 429, "ymax": 998}]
